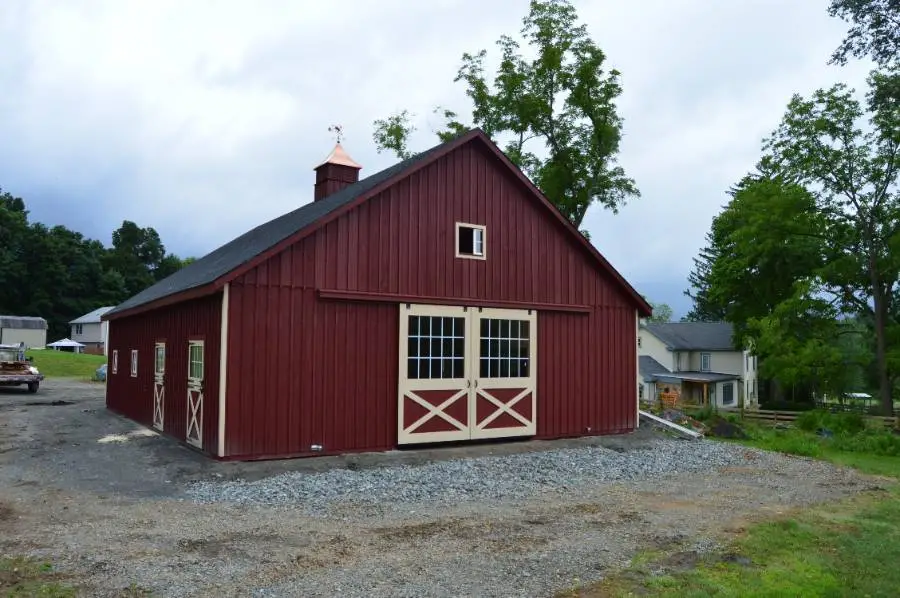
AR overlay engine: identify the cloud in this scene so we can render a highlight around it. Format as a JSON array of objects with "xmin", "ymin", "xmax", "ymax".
[{"xmin": 0, "ymin": 0, "xmax": 876, "ymax": 316}]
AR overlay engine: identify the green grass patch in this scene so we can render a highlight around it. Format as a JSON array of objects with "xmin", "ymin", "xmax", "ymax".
[
  {"xmin": 0, "ymin": 556, "xmax": 76, "ymax": 597},
  {"xmin": 568, "ymin": 487, "xmax": 900, "ymax": 597},
  {"xmin": 25, "ymin": 349, "xmax": 107, "ymax": 380}
]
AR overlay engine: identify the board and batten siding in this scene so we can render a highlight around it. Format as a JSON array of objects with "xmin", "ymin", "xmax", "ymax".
[
  {"xmin": 106, "ymin": 294, "xmax": 222, "ymax": 455},
  {"xmin": 223, "ymin": 140, "xmax": 639, "ymax": 458}
]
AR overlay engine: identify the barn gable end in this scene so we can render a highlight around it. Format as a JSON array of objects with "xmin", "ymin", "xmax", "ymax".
[{"xmin": 222, "ymin": 135, "xmax": 642, "ymax": 459}]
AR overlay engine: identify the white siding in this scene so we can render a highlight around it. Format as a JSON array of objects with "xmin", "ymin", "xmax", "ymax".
[
  {"xmin": 71, "ymin": 322, "xmax": 105, "ymax": 344},
  {"xmin": 638, "ymin": 328, "xmax": 674, "ymax": 371},
  {"xmin": 0, "ymin": 327, "xmax": 47, "ymax": 349}
]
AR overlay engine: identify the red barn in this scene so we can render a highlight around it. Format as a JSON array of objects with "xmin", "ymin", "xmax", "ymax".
[{"xmin": 102, "ymin": 129, "xmax": 652, "ymax": 460}]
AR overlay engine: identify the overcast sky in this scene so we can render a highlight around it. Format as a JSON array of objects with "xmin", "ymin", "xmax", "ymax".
[{"xmin": 0, "ymin": 0, "xmax": 874, "ymax": 317}]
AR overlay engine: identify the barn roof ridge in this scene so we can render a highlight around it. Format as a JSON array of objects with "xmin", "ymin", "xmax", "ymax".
[{"xmin": 105, "ymin": 129, "xmax": 650, "ymax": 320}]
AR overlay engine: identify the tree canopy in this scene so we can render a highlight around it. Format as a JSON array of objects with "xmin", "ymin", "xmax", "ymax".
[
  {"xmin": 0, "ymin": 188, "xmax": 192, "ymax": 340},
  {"xmin": 372, "ymin": 0, "xmax": 638, "ymax": 234}
]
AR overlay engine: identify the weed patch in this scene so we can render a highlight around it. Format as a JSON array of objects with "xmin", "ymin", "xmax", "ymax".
[{"xmin": 0, "ymin": 556, "xmax": 76, "ymax": 597}]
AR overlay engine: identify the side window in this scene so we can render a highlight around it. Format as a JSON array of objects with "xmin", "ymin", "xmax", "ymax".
[
  {"xmin": 111, "ymin": 350, "xmax": 118, "ymax": 374},
  {"xmin": 130, "ymin": 349, "xmax": 138, "ymax": 377},
  {"xmin": 700, "ymin": 352, "xmax": 711, "ymax": 372}
]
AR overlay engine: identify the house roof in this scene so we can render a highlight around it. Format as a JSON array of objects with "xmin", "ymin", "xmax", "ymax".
[
  {"xmin": 0, "ymin": 315, "xmax": 47, "ymax": 330},
  {"xmin": 105, "ymin": 129, "xmax": 652, "ymax": 320},
  {"xmin": 641, "ymin": 322, "xmax": 738, "ymax": 351},
  {"xmin": 639, "ymin": 355, "xmax": 671, "ymax": 380},
  {"xmin": 652, "ymin": 371, "xmax": 740, "ymax": 383},
  {"xmin": 69, "ymin": 306, "xmax": 115, "ymax": 324}
]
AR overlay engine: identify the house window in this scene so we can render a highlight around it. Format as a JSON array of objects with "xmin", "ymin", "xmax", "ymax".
[
  {"xmin": 751, "ymin": 379, "xmax": 756, "ymax": 398},
  {"xmin": 130, "ymin": 349, "xmax": 138, "ymax": 377},
  {"xmin": 111, "ymin": 350, "xmax": 118, "ymax": 374},
  {"xmin": 746, "ymin": 354, "xmax": 749, "ymax": 370},
  {"xmin": 723, "ymin": 382, "xmax": 734, "ymax": 404},
  {"xmin": 456, "ymin": 222, "xmax": 486, "ymax": 259},
  {"xmin": 638, "ymin": 384, "xmax": 644, "ymax": 400},
  {"xmin": 637, "ymin": 336, "xmax": 642, "ymax": 348},
  {"xmin": 74, "ymin": 324, "xmax": 83, "ymax": 335},
  {"xmin": 700, "ymin": 352, "xmax": 711, "ymax": 372}
]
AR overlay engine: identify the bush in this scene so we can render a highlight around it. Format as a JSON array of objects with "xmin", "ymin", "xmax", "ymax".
[
  {"xmin": 760, "ymin": 400, "xmax": 817, "ymax": 412},
  {"xmin": 832, "ymin": 430, "xmax": 900, "ymax": 457},
  {"xmin": 795, "ymin": 410, "xmax": 867, "ymax": 435}
]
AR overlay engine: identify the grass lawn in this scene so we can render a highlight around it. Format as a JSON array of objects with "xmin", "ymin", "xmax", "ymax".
[
  {"xmin": 566, "ymin": 486, "xmax": 900, "ymax": 597},
  {"xmin": 25, "ymin": 349, "xmax": 107, "ymax": 380},
  {"xmin": 563, "ymin": 413, "xmax": 900, "ymax": 597}
]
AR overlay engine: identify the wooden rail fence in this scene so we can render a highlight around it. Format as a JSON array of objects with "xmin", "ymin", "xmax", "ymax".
[{"xmin": 719, "ymin": 408, "xmax": 898, "ymax": 430}]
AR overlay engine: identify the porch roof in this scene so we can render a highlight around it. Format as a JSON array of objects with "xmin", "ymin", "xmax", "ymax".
[{"xmin": 650, "ymin": 371, "xmax": 739, "ymax": 383}]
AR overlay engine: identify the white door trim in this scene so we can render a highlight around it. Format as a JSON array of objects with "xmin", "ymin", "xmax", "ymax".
[
  {"xmin": 397, "ymin": 303, "xmax": 537, "ymax": 444},
  {"xmin": 152, "ymin": 341, "xmax": 165, "ymax": 431}
]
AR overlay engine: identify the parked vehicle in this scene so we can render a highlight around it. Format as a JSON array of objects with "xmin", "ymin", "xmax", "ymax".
[{"xmin": 0, "ymin": 342, "xmax": 44, "ymax": 393}]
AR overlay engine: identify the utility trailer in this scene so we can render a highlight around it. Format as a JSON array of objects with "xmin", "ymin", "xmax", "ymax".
[{"xmin": 0, "ymin": 342, "xmax": 44, "ymax": 393}]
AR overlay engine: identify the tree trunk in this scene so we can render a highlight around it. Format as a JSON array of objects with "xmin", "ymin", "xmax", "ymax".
[{"xmin": 871, "ymin": 280, "xmax": 893, "ymax": 415}]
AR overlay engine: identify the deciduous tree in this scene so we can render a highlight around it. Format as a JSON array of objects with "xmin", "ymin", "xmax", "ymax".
[{"xmin": 372, "ymin": 0, "xmax": 638, "ymax": 232}]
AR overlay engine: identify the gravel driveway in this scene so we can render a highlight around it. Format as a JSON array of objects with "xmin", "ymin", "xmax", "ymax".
[{"xmin": 0, "ymin": 380, "xmax": 881, "ymax": 597}]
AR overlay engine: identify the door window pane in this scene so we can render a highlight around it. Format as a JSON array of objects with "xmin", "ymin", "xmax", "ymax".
[
  {"xmin": 479, "ymin": 318, "xmax": 530, "ymax": 378},
  {"xmin": 406, "ymin": 315, "xmax": 465, "ymax": 379}
]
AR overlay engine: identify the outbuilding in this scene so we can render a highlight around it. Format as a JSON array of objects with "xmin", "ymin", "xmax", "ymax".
[
  {"xmin": 0, "ymin": 315, "xmax": 47, "ymax": 349},
  {"xmin": 103, "ymin": 129, "xmax": 652, "ymax": 460}
]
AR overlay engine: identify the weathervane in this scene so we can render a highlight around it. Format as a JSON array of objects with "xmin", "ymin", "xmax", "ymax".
[{"xmin": 328, "ymin": 124, "xmax": 344, "ymax": 144}]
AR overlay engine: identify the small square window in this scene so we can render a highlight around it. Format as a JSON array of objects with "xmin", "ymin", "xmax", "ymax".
[{"xmin": 456, "ymin": 223, "xmax": 486, "ymax": 259}]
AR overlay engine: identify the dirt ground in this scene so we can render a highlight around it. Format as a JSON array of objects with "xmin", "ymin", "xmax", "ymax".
[{"xmin": 0, "ymin": 380, "xmax": 883, "ymax": 597}]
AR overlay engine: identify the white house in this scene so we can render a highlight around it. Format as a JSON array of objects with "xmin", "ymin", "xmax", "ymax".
[
  {"xmin": 69, "ymin": 306, "xmax": 115, "ymax": 355},
  {"xmin": 638, "ymin": 321, "xmax": 758, "ymax": 409}
]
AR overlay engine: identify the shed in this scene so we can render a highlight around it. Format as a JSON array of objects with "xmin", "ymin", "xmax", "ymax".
[
  {"xmin": 0, "ymin": 315, "xmax": 48, "ymax": 349},
  {"xmin": 102, "ymin": 129, "xmax": 652, "ymax": 460}
]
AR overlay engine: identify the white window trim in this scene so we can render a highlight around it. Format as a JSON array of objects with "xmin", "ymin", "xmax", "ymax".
[
  {"xmin": 111, "ymin": 350, "xmax": 118, "ymax": 375},
  {"xmin": 700, "ymin": 352, "xmax": 711, "ymax": 372},
  {"xmin": 130, "ymin": 349, "xmax": 138, "ymax": 377},
  {"xmin": 455, "ymin": 222, "xmax": 487, "ymax": 260}
]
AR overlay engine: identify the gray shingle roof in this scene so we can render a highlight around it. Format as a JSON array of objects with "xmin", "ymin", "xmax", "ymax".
[
  {"xmin": 639, "ymin": 356, "xmax": 671, "ymax": 380},
  {"xmin": 642, "ymin": 322, "xmax": 737, "ymax": 351},
  {"xmin": 69, "ymin": 306, "xmax": 115, "ymax": 324},
  {"xmin": 105, "ymin": 136, "xmax": 454, "ymax": 318}
]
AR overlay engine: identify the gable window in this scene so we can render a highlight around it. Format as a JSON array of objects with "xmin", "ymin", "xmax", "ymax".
[
  {"xmin": 74, "ymin": 324, "xmax": 83, "ymax": 335},
  {"xmin": 456, "ymin": 222, "xmax": 486, "ymax": 259},
  {"xmin": 111, "ymin": 350, "xmax": 118, "ymax": 375},
  {"xmin": 130, "ymin": 349, "xmax": 138, "ymax": 377},
  {"xmin": 700, "ymin": 352, "xmax": 711, "ymax": 372}
]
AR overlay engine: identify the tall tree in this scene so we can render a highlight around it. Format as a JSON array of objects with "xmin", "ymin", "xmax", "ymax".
[
  {"xmin": 372, "ymin": 0, "xmax": 638, "ymax": 232},
  {"xmin": 762, "ymin": 73, "xmax": 900, "ymax": 414},
  {"xmin": 828, "ymin": 0, "xmax": 900, "ymax": 68}
]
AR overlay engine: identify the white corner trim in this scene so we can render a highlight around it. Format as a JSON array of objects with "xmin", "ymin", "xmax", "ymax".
[
  {"xmin": 217, "ymin": 283, "xmax": 230, "ymax": 457},
  {"xmin": 635, "ymin": 309, "xmax": 640, "ymax": 428}
]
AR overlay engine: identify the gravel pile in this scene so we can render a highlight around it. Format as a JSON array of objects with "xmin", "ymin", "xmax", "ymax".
[{"xmin": 185, "ymin": 438, "xmax": 770, "ymax": 514}]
